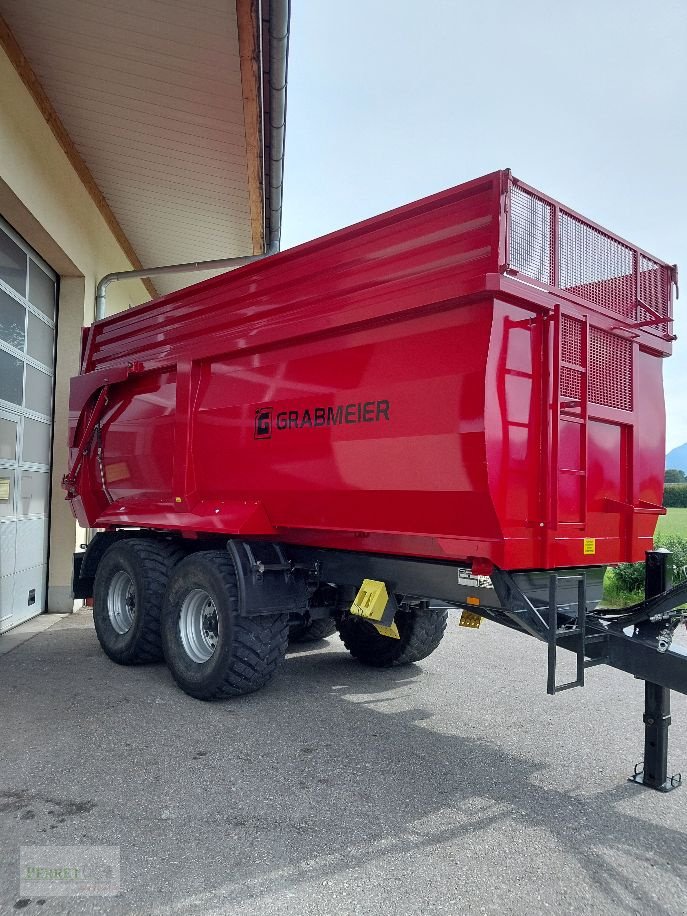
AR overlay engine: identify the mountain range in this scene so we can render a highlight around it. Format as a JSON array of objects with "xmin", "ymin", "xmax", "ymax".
[{"xmin": 666, "ymin": 443, "xmax": 687, "ymax": 472}]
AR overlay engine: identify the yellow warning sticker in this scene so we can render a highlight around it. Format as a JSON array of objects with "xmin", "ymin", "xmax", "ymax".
[
  {"xmin": 459, "ymin": 610, "xmax": 482, "ymax": 629},
  {"xmin": 583, "ymin": 538, "xmax": 596, "ymax": 555}
]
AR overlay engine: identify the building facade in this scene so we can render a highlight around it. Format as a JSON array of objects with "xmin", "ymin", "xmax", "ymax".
[{"xmin": 0, "ymin": 1, "xmax": 287, "ymax": 631}]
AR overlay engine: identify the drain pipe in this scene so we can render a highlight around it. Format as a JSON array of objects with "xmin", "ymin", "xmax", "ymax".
[
  {"xmin": 265, "ymin": 0, "xmax": 290, "ymax": 250},
  {"xmin": 95, "ymin": 245, "xmax": 278, "ymax": 321}
]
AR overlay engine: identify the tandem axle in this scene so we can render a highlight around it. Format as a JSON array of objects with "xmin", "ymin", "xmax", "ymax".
[{"xmin": 73, "ymin": 532, "xmax": 687, "ymax": 792}]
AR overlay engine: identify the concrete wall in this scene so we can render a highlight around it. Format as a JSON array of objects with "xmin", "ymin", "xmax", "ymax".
[{"xmin": 0, "ymin": 46, "xmax": 150, "ymax": 612}]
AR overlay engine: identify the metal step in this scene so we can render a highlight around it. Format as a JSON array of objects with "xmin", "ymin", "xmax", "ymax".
[{"xmin": 547, "ymin": 572, "xmax": 592, "ymax": 695}]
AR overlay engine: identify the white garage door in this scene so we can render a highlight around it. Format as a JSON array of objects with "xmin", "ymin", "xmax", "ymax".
[{"xmin": 0, "ymin": 216, "xmax": 57, "ymax": 633}]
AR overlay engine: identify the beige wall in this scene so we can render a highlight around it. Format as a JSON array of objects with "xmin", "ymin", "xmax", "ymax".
[{"xmin": 0, "ymin": 45, "xmax": 150, "ymax": 612}]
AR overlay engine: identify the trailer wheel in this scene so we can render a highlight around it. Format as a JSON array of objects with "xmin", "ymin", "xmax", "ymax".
[
  {"xmin": 337, "ymin": 605, "xmax": 448, "ymax": 667},
  {"xmin": 288, "ymin": 617, "xmax": 337, "ymax": 643},
  {"xmin": 93, "ymin": 539, "xmax": 184, "ymax": 665},
  {"xmin": 161, "ymin": 551, "xmax": 289, "ymax": 700}
]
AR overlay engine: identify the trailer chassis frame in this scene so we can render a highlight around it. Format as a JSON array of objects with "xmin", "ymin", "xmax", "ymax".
[
  {"xmin": 287, "ymin": 543, "xmax": 687, "ymax": 790},
  {"xmin": 74, "ymin": 534, "xmax": 687, "ymax": 789}
]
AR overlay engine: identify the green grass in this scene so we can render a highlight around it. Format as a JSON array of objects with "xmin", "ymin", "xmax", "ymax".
[
  {"xmin": 601, "ymin": 509, "xmax": 687, "ymax": 607},
  {"xmin": 656, "ymin": 508, "xmax": 687, "ymax": 538}
]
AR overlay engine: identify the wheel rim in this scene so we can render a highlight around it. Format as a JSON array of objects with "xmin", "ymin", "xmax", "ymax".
[
  {"xmin": 107, "ymin": 570, "xmax": 136, "ymax": 635},
  {"xmin": 179, "ymin": 589, "xmax": 219, "ymax": 663}
]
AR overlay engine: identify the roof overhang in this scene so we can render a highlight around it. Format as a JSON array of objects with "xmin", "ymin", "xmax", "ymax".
[{"xmin": 0, "ymin": 0, "xmax": 288, "ymax": 296}]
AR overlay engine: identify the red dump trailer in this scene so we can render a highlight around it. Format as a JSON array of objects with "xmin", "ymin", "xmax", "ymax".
[{"xmin": 67, "ymin": 170, "xmax": 687, "ymax": 789}]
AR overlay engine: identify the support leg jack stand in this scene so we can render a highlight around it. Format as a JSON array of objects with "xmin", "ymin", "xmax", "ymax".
[
  {"xmin": 629, "ymin": 682, "xmax": 682, "ymax": 792},
  {"xmin": 629, "ymin": 549, "xmax": 682, "ymax": 793}
]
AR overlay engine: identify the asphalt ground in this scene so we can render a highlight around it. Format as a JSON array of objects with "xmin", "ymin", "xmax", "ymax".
[{"xmin": 1, "ymin": 608, "xmax": 687, "ymax": 915}]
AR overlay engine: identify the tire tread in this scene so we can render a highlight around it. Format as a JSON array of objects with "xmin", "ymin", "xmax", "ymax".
[
  {"xmin": 93, "ymin": 538, "xmax": 185, "ymax": 665},
  {"xmin": 163, "ymin": 551, "xmax": 289, "ymax": 700},
  {"xmin": 338, "ymin": 605, "xmax": 448, "ymax": 668}
]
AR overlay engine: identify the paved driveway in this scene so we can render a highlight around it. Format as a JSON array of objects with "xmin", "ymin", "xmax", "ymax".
[{"xmin": 1, "ymin": 609, "xmax": 686, "ymax": 915}]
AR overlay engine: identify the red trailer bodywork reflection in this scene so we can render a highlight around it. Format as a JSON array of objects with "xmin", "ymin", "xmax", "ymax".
[{"xmin": 65, "ymin": 171, "xmax": 676, "ymax": 572}]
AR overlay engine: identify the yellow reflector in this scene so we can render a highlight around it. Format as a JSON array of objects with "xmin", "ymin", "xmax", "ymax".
[
  {"xmin": 459, "ymin": 610, "xmax": 482, "ymax": 629},
  {"xmin": 466, "ymin": 596, "xmax": 480, "ymax": 606}
]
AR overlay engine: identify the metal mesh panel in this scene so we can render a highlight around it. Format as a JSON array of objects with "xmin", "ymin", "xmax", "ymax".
[
  {"xmin": 560, "ymin": 315, "xmax": 583, "ymax": 401},
  {"xmin": 588, "ymin": 327, "xmax": 633, "ymax": 411},
  {"xmin": 561, "ymin": 366, "xmax": 583, "ymax": 401},
  {"xmin": 509, "ymin": 186, "xmax": 553, "ymax": 284},
  {"xmin": 639, "ymin": 254, "xmax": 670, "ymax": 319},
  {"xmin": 558, "ymin": 213, "xmax": 635, "ymax": 319},
  {"xmin": 561, "ymin": 315, "xmax": 582, "ymax": 365},
  {"xmin": 506, "ymin": 179, "xmax": 673, "ymax": 332}
]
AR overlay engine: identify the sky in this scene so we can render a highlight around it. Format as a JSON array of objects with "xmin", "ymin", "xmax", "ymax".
[{"xmin": 280, "ymin": 0, "xmax": 687, "ymax": 452}]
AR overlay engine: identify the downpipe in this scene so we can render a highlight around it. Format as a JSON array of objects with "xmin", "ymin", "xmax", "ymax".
[{"xmin": 265, "ymin": 0, "xmax": 289, "ymax": 250}]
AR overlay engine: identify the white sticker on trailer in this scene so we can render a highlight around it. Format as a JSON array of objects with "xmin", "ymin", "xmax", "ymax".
[{"xmin": 457, "ymin": 568, "xmax": 494, "ymax": 589}]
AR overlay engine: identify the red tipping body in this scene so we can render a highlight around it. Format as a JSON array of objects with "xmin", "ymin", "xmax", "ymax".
[{"xmin": 66, "ymin": 171, "xmax": 676, "ymax": 571}]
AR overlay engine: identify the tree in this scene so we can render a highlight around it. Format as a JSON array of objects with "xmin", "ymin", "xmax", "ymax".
[{"xmin": 665, "ymin": 468, "xmax": 686, "ymax": 483}]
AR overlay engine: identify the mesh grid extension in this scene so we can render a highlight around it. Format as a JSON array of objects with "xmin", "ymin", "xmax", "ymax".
[
  {"xmin": 558, "ymin": 213, "xmax": 635, "ymax": 320},
  {"xmin": 639, "ymin": 254, "xmax": 670, "ymax": 320},
  {"xmin": 507, "ymin": 183, "xmax": 660, "ymax": 414},
  {"xmin": 507, "ymin": 185, "xmax": 672, "ymax": 324},
  {"xmin": 509, "ymin": 185, "xmax": 553, "ymax": 285}
]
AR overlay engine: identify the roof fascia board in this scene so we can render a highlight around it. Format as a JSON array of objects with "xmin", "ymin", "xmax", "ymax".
[{"xmin": 236, "ymin": 0, "xmax": 265, "ymax": 255}]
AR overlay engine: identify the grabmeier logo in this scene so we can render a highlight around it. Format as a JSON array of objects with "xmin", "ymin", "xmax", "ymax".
[
  {"xmin": 254, "ymin": 399, "xmax": 390, "ymax": 439},
  {"xmin": 254, "ymin": 407, "xmax": 273, "ymax": 439}
]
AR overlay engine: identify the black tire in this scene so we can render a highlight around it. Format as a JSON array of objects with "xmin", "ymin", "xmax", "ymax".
[
  {"xmin": 288, "ymin": 617, "xmax": 337, "ymax": 643},
  {"xmin": 161, "ymin": 551, "xmax": 289, "ymax": 700},
  {"xmin": 93, "ymin": 538, "xmax": 185, "ymax": 665},
  {"xmin": 337, "ymin": 605, "xmax": 448, "ymax": 668}
]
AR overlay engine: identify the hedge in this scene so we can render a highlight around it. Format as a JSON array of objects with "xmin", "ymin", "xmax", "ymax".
[
  {"xmin": 609, "ymin": 533, "xmax": 687, "ymax": 598},
  {"xmin": 664, "ymin": 484, "xmax": 687, "ymax": 508}
]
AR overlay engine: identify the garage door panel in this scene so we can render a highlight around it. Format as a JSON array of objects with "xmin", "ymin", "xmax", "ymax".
[
  {"xmin": 11, "ymin": 564, "xmax": 46, "ymax": 624},
  {"xmin": 0, "ymin": 519, "xmax": 16, "ymax": 577},
  {"xmin": 0, "ymin": 470, "xmax": 17, "ymax": 519},
  {"xmin": 18, "ymin": 470, "xmax": 50, "ymax": 517},
  {"xmin": 0, "ymin": 572, "xmax": 14, "ymax": 630},
  {"xmin": 15, "ymin": 517, "xmax": 48, "ymax": 571},
  {"xmin": 0, "ymin": 413, "xmax": 18, "ymax": 461},
  {"xmin": 22, "ymin": 417, "xmax": 51, "ymax": 465},
  {"xmin": 27, "ymin": 313, "xmax": 55, "ymax": 369}
]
